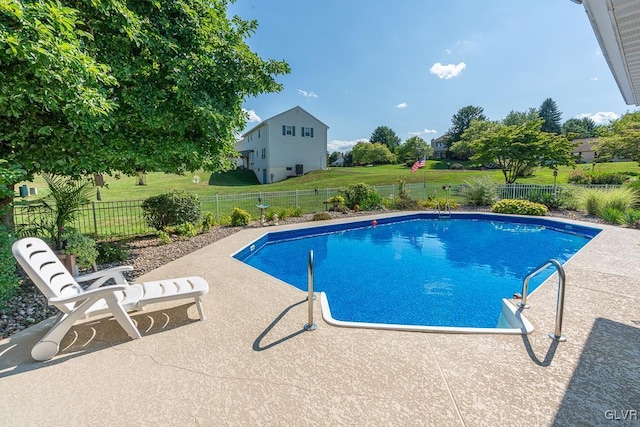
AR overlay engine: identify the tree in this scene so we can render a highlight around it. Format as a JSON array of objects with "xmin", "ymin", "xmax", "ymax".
[
  {"xmin": 328, "ymin": 151, "xmax": 341, "ymax": 165},
  {"xmin": 396, "ymin": 136, "xmax": 433, "ymax": 166},
  {"xmin": 562, "ymin": 117, "xmax": 596, "ymax": 139},
  {"xmin": 0, "ymin": 0, "xmax": 289, "ymax": 225},
  {"xmin": 596, "ymin": 111, "xmax": 640, "ymax": 163},
  {"xmin": 502, "ymin": 108, "xmax": 539, "ymax": 126},
  {"xmin": 351, "ymin": 142, "xmax": 396, "ymax": 165},
  {"xmin": 538, "ymin": 98, "xmax": 562, "ymax": 134},
  {"xmin": 0, "ymin": 0, "xmax": 116, "ymax": 226},
  {"xmin": 445, "ymin": 105, "xmax": 487, "ymax": 152},
  {"xmin": 369, "ymin": 126, "xmax": 402, "ymax": 153},
  {"xmin": 463, "ymin": 118, "xmax": 575, "ymax": 183}
]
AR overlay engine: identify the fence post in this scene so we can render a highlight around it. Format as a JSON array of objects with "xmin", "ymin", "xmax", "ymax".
[
  {"xmin": 92, "ymin": 202, "xmax": 98, "ymax": 236},
  {"xmin": 216, "ymin": 194, "xmax": 220, "ymax": 220},
  {"xmin": 295, "ymin": 189, "xmax": 299, "ymax": 208},
  {"xmin": 326, "ymin": 188, "xmax": 329, "ymax": 211}
]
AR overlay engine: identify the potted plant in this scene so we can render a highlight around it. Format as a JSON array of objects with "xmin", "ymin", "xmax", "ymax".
[
  {"xmin": 328, "ymin": 195, "xmax": 345, "ymax": 210},
  {"xmin": 61, "ymin": 229, "xmax": 98, "ymax": 274},
  {"xmin": 18, "ymin": 174, "xmax": 93, "ymax": 250}
]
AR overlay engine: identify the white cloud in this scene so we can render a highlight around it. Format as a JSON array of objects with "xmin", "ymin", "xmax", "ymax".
[
  {"xmin": 396, "ymin": 102, "xmax": 408, "ymax": 109},
  {"xmin": 577, "ymin": 112, "xmax": 620, "ymax": 125},
  {"xmin": 243, "ymin": 109, "xmax": 262, "ymax": 123},
  {"xmin": 298, "ymin": 89, "xmax": 318, "ymax": 98},
  {"xmin": 408, "ymin": 129, "xmax": 437, "ymax": 136},
  {"xmin": 328, "ymin": 138, "xmax": 367, "ymax": 153},
  {"xmin": 430, "ymin": 62, "xmax": 466, "ymax": 79},
  {"xmin": 445, "ymin": 49, "xmax": 452, "ymax": 54},
  {"xmin": 590, "ymin": 77, "xmax": 599, "ymax": 81}
]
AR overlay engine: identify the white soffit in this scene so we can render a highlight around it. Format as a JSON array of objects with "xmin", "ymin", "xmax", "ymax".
[{"xmin": 579, "ymin": 0, "xmax": 640, "ymax": 105}]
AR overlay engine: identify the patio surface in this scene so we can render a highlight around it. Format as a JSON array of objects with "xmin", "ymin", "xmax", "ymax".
[{"xmin": 1, "ymin": 212, "xmax": 639, "ymax": 426}]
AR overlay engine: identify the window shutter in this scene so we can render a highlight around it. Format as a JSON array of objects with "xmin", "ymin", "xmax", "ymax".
[
  {"xmin": 310, "ymin": 128, "xmax": 314, "ymax": 138},
  {"xmin": 301, "ymin": 127, "xmax": 305, "ymax": 137},
  {"xmin": 292, "ymin": 126, "xmax": 296, "ymax": 136},
  {"xmin": 282, "ymin": 125, "xmax": 286, "ymax": 135}
]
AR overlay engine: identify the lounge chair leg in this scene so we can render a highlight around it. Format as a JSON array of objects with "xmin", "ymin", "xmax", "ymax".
[
  {"xmin": 30, "ymin": 298, "xmax": 98, "ymax": 361},
  {"xmin": 194, "ymin": 297, "xmax": 206, "ymax": 321},
  {"xmin": 105, "ymin": 294, "xmax": 142, "ymax": 340}
]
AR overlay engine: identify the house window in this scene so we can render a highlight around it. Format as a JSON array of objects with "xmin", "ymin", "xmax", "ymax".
[
  {"xmin": 286, "ymin": 167, "xmax": 292, "ymax": 171},
  {"xmin": 301, "ymin": 127, "xmax": 314, "ymax": 137},
  {"xmin": 261, "ymin": 148, "xmax": 266, "ymax": 159},
  {"xmin": 282, "ymin": 125, "xmax": 295, "ymax": 136}
]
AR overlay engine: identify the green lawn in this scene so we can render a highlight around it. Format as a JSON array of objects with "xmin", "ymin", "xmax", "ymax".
[{"xmin": 16, "ymin": 161, "xmax": 640, "ymax": 202}]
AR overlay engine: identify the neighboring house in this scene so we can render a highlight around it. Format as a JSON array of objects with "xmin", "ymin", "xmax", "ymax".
[
  {"xmin": 331, "ymin": 154, "xmax": 345, "ymax": 167},
  {"xmin": 572, "ymin": 138, "xmax": 598, "ymax": 163},
  {"xmin": 235, "ymin": 106, "xmax": 329, "ymax": 184},
  {"xmin": 430, "ymin": 135, "xmax": 447, "ymax": 159}
]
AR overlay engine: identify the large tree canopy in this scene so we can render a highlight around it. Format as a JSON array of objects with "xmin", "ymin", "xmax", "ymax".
[
  {"xmin": 0, "ymin": 0, "xmax": 289, "ymax": 222},
  {"xmin": 369, "ymin": 125, "xmax": 401, "ymax": 153},
  {"xmin": 445, "ymin": 105, "xmax": 486, "ymax": 150},
  {"xmin": 596, "ymin": 111, "xmax": 640, "ymax": 163},
  {"xmin": 351, "ymin": 142, "xmax": 396, "ymax": 165},
  {"xmin": 463, "ymin": 118, "xmax": 575, "ymax": 183},
  {"xmin": 562, "ymin": 117, "xmax": 596, "ymax": 139},
  {"xmin": 396, "ymin": 136, "xmax": 432, "ymax": 166},
  {"xmin": 538, "ymin": 98, "xmax": 562, "ymax": 134},
  {"xmin": 502, "ymin": 108, "xmax": 539, "ymax": 126}
]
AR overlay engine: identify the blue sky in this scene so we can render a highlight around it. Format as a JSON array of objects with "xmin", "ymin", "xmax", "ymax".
[{"xmin": 229, "ymin": 0, "xmax": 636, "ymax": 153}]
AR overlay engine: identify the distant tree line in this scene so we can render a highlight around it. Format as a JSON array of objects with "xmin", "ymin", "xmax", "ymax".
[{"xmin": 327, "ymin": 96, "xmax": 637, "ymax": 184}]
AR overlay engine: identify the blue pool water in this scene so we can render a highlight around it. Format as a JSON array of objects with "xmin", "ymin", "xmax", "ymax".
[{"xmin": 235, "ymin": 214, "xmax": 600, "ymax": 329}]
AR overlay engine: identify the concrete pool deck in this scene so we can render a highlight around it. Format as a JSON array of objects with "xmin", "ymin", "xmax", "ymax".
[{"xmin": 1, "ymin": 212, "xmax": 639, "ymax": 425}]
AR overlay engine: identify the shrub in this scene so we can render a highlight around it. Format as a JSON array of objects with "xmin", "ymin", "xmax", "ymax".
[
  {"xmin": 327, "ymin": 195, "xmax": 345, "ymax": 205},
  {"xmin": 96, "ymin": 241, "xmax": 129, "ymax": 264},
  {"xmin": 156, "ymin": 230, "xmax": 171, "ymax": 245},
  {"xmin": 599, "ymin": 207, "xmax": 623, "ymax": 224},
  {"xmin": 62, "ymin": 230, "xmax": 98, "ymax": 269},
  {"xmin": 525, "ymin": 191, "xmax": 562, "ymax": 210},
  {"xmin": 0, "ymin": 224, "xmax": 19, "ymax": 304},
  {"xmin": 578, "ymin": 187, "xmax": 638, "ymax": 215},
  {"xmin": 450, "ymin": 163, "xmax": 464, "ymax": 170},
  {"xmin": 291, "ymin": 207, "xmax": 303, "ymax": 217},
  {"xmin": 394, "ymin": 197, "xmax": 422, "ymax": 210},
  {"xmin": 492, "ymin": 199, "xmax": 547, "ymax": 216},
  {"xmin": 312, "ymin": 212, "xmax": 332, "ymax": 221},
  {"xmin": 141, "ymin": 190, "xmax": 201, "ymax": 230},
  {"xmin": 568, "ymin": 170, "xmax": 629, "ymax": 185},
  {"xmin": 339, "ymin": 183, "xmax": 383, "ymax": 210},
  {"xmin": 201, "ymin": 212, "xmax": 216, "ymax": 231},
  {"xmin": 174, "ymin": 222, "xmax": 199, "ymax": 238},
  {"xmin": 231, "ymin": 207, "xmax": 251, "ymax": 226},
  {"xmin": 619, "ymin": 209, "xmax": 640, "ymax": 228},
  {"xmin": 422, "ymin": 198, "xmax": 459, "ymax": 210},
  {"xmin": 460, "ymin": 177, "xmax": 498, "ymax": 206},
  {"xmin": 218, "ymin": 215, "xmax": 232, "ymax": 226},
  {"xmin": 264, "ymin": 210, "xmax": 276, "ymax": 221}
]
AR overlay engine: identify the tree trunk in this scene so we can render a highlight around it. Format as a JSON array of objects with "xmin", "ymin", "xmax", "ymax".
[{"xmin": 0, "ymin": 185, "xmax": 14, "ymax": 231}]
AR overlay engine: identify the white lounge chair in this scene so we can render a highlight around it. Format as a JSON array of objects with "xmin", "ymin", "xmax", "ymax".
[{"xmin": 12, "ymin": 237, "xmax": 209, "ymax": 361}]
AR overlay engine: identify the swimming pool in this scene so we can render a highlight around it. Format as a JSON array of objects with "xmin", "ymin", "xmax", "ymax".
[{"xmin": 234, "ymin": 213, "xmax": 601, "ymax": 334}]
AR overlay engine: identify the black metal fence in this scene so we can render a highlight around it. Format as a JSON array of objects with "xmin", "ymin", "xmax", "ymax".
[{"xmin": 12, "ymin": 183, "xmax": 613, "ymax": 239}]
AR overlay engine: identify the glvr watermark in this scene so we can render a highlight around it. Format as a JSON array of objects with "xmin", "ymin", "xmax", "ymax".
[{"xmin": 605, "ymin": 410, "xmax": 638, "ymax": 421}]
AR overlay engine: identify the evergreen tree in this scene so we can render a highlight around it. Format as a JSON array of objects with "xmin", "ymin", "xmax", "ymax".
[
  {"xmin": 369, "ymin": 126, "xmax": 402, "ymax": 153},
  {"xmin": 538, "ymin": 98, "xmax": 563, "ymax": 134}
]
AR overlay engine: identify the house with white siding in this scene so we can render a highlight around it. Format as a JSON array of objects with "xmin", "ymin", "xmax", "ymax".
[{"xmin": 236, "ymin": 106, "xmax": 328, "ymax": 184}]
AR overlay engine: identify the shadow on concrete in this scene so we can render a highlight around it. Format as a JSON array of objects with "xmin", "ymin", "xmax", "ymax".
[
  {"xmin": 253, "ymin": 299, "xmax": 308, "ymax": 352},
  {"xmin": 552, "ymin": 318, "xmax": 640, "ymax": 426},
  {"xmin": 0, "ymin": 303, "xmax": 201, "ymax": 378},
  {"xmin": 521, "ymin": 333, "xmax": 560, "ymax": 367}
]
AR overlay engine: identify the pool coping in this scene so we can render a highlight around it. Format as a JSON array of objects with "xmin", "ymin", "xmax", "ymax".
[{"xmin": 233, "ymin": 211, "xmax": 601, "ymax": 335}]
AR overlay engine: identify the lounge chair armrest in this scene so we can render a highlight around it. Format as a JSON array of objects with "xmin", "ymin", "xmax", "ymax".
[
  {"xmin": 76, "ymin": 266, "xmax": 134, "ymax": 290},
  {"xmin": 48, "ymin": 284, "xmax": 128, "ymax": 305}
]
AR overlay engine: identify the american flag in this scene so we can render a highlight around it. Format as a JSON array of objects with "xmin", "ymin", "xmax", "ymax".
[{"xmin": 411, "ymin": 156, "xmax": 426, "ymax": 173}]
